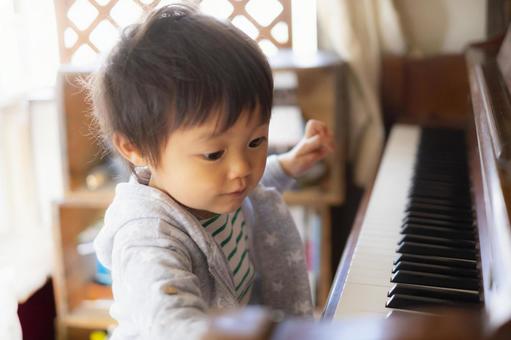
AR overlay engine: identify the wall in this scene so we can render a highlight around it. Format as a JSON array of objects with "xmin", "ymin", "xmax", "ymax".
[{"xmin": 394, "ymin": 0, "xmax": 487, "ymax": 55}]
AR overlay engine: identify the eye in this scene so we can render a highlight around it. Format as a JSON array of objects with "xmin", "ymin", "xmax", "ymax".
[
  {"xmin": 203, "ymin": 150, "xmax": 224, "ymax": 161},
  {"xmin": 248, "ymin": 137, "xmax": 266, "ymax": 148}
]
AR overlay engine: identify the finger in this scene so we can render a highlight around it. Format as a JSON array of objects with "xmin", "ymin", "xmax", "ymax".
[
  {"xmin": 296, "ymin": 135, "xmax": 322, "ymax": 155},
  {"xmin": 325, "ymin": 134, "xmax": 336, "ymax": 151},
  {"xmin": 304, "ymin": 119, "xmax": 327, "ymax": 138},
  {"xmin": 316, "ymin": 130, "xmax": 335, "ymax": 152},
  {"xmin": 299, "ymin": 150, "xmax": 324, "ymax": 167}
]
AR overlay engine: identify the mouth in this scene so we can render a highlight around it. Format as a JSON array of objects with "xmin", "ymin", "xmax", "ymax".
[{"xmin": 225, "ymin": 187, "xmax": 247, "ymax": 196}]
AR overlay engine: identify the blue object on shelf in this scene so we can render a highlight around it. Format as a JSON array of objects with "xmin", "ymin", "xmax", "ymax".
[{"xmin": 95, "ymin": 257, "xmax": 112, "ymax": 285}]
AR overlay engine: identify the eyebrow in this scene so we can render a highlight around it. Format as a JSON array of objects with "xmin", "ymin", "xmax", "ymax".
[{"xmin": 197, "ymin": 121, "xmax": 269, "ymax": 142}]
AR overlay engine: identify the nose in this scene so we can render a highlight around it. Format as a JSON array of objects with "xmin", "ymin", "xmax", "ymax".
[{"xmin": 228, "ymin": 153, "xmax": 251, "ymax": 180}]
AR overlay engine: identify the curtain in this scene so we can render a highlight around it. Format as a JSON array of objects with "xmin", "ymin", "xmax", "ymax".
[
  {"xmin": 0, "ymin": 1, "xmax": 60, "ymax": 338},
  {"xmin": 0, "ymin": 100, "xmax": 48, "ymax": 340},
  {"xmin": 317, "ymin": 0, "xmax": 405, "ymax": 187}
]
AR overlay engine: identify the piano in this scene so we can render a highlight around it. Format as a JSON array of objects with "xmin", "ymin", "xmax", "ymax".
[
  {"xmin": 203, "ymin": 25, "xmax": 511, "ymax": 340},
  {"xmin": 323, "ymin": 25, "xmax": 511, "ymax": 333}
]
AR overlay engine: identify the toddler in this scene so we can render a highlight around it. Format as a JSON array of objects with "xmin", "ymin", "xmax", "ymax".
[{"xmin": 92, "ymin": 4, "xmax": 334, "ymax": 340}]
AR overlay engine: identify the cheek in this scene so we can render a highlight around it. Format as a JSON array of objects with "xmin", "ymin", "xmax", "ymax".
[
  {"xmin": 252, "ymin": 151, "xmax": 268, "ymax": 181},
  {"xmin": 187, "ymin": 165, "xmax": 224, "ymax": 190}
]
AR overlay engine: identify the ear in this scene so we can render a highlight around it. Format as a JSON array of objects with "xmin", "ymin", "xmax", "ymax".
[{"xmin": 112, "ymin": 132, "xmax": 146, "ymax": 167}]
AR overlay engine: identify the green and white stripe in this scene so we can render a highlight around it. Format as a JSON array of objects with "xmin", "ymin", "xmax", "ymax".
[{"xmin": 201, "ymin": 207, "xmax": 254, "ymax": 304}]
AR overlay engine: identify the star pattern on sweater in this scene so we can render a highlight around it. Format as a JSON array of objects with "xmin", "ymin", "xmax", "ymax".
[
  {"xmin": 286, "ymin": 249, "xmax": 303, "ymax": 266},
  {"xmin": 294, "ymin": 301, "xmax": 311, "ymax": 315},
  {"xmin": 264, "ymin": 232, "xmax": 278, "ymax": 247},
  {"xmin": 272, "ymin": 280, "xmax": 284, "ymax": 293}
]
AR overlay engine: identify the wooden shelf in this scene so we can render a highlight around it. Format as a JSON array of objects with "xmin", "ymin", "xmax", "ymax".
[
  {"xmin": 62, "ymin": 187, "xmax": 115, "ymax": 204},
  {"xmin": 52, "ymin": 197, "xmax": 113, "ymax": 339},
  {"xmin": 283, "ymin": 187, "xmax": 343, "ymax": 206},
  {"xmin": 61, "ymin": 300, "xmax": 115, "ymax": 330}
]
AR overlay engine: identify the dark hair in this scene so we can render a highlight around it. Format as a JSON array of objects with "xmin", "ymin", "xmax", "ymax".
[{"xmin": 90, "ymin": 4, "xmax": 273, "ymax": 170}]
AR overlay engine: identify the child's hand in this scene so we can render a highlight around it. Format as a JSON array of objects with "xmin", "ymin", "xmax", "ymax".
[{"xmin": 278, "ymin": 119, "xmax": 335, "ymax": 178}]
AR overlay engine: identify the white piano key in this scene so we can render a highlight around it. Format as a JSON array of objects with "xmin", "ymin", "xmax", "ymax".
[{"xmin": 335, "ymin": 283, "xmax": 392, "ymax": 316}]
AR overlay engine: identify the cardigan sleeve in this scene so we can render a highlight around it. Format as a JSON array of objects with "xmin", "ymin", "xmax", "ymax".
[
  {"xmin": 107, "ymin": 219, "xmax": 209, "ymax": 340},
  {"xmin": 260, "ymin": 154, "xmax": 295, "ymax": 193}
]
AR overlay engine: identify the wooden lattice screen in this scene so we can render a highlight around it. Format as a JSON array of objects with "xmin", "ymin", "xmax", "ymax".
[{"xmin": 53, "ymin": 0, "xmax": 292, "ymax": 65}]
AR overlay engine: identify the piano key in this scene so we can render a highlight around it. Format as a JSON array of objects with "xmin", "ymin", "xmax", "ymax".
[
  {"xmin": 401, "ymin": 223, "xmax": 476, "ymax": 241},
  {"xmin": 387, "ymin": 283, "xmax": 481, "ymax": 304},
  {"xmin": 402, "ymin": 216, "xmax": 474, "ymax": 230},
  {"xmin": 405, "ymin": 202, "xmax": 474, "ymax": 218},
  {"xmin": 412, "ymin": 180, "xmax": 471, "ymax": 194},
  {"xmin": 397, "ymin": 234, "xmax": 477, "ymax": 249},
  {"xmin": 392, "ymin": 260, "xmax": 479, "ymax": 278},
  {"xmin": 413, "ymin": 172, "xmax": 469, "ymax": 184},
  {"xmin": 407, "ymin": 196, "xmax": 471, "ymax": 209},
  {"xmin": 404, "ymin": 211, "xmax": 473, "ymax": 224},
  {"xmin": 408, "ymin": 196, "xmax": 473, "ymax": 210},
  {"xmin": 385, "ymin": 293, "xmax": 479, "ymax": 311},
  {"xmin": 391, "ymin": 270, "xmax": 480, "ymax": 290},
  {"xmin": 397, "ymin": 241, "xmax": 477, "ymax": 260},
  {"xmin": 409, "ymin": 185, "xmax": 470, "ymax": 199},
  {"xmin": 335, "ymin": 283, "xmax": 391, "ymax": 317},
  {"xmin": 393, "ymin": 253, "xmax": 478, "ymax": 269}
]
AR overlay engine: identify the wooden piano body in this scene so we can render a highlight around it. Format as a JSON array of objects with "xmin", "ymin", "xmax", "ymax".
[{"xmin": 323, "ymin": 24, "xmax": 511, "ymax": 335}]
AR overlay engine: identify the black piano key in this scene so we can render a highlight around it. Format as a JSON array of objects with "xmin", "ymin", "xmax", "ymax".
[
  {"xmin": 409, "ymin": 184, "xmax": 470, "ymax": 198},
  {"xmin": 387, "ymin": 283, "xmax": 481, "ymax": 304},
  {"xmin": 415, "ymin": 158, "xmax": 466, "ymax": 167},
  {"xmin": 398, "ymin": 235, "xmax": 477, "ymax": 249},
  {"xmin": 412, "ymin": 177, "xmax": 468, "ymax": 186},
  {"xmin": 409, "ymin": 196, "xmax": 472, "ymax": 210},
  {"xmin": 405, "ymin": 205, "xmax": 474, "ymax": 222},
  {"xmin": 405, "ymin": 202, "xmax": 473, "ymax": 219},
  {"xmin": 397, "ymin": 241, "xmax": 477, "ymax": 260},
  {"xmin": 401, "ymin": 223, "xmax": 476, "ymax": 241},
  {"xmin": 393, "ymin": 253, "xmax": 477, "ymax": 269},
  {"xmin": 392, "ymin": 260, "xmax": 479, "ymax": 278},
  {"xmin": 415, "ymin": 167, "xmax": 467, "ymax": 176},
  {"xmin": 412, "ymin": 180, "xmax": 471, "ymax": 195},
  {"xmin": 386, "ymin": 293, "xmax": 480, "ymax": 311},
  {"xmin": 391, "ymin": 270, "xmax": 480, "ymax": 290},
  {"xmin": 413, "ymin": 172, "xmax": 469, "ymax": 184},
  {"xmin": 402, "ymin": 216, "xmax": 474, "ymax": 230},
  {"xmin": 408, "ymin": 196, "xmax": 472, "ymax": 210},
  {"xmin": 405, "ymin": 211, "xmax": 473, "ymax": 224}
]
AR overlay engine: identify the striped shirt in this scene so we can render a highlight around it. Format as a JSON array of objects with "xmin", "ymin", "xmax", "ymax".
[{"xmin": 200, "ymin": 207, "xmax": 254, "ymax": 305}]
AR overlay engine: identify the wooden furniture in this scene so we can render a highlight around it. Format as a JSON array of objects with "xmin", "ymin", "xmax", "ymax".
[
  {"xmin": 380, "ymin": 53, "xmax": 471, "ymax": 131},
  {"xmin": 52, "ymin": 195, "xmax": 114, "ymax": 340},
  {"xmin": 51, "ymin": 50, "xmax": 346, "ymax": 338},
  {"xmin": 323, "ymin": 22, "xmax": 511, "ymax": 337},
  {"xmin": 52, "ymin": 68, "xmax": 115, "ymax": 340}
]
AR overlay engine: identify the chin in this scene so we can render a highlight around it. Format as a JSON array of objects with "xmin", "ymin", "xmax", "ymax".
[{"xmin": 217, "ymin": 201, "xmax": 245, "ymax": 214}]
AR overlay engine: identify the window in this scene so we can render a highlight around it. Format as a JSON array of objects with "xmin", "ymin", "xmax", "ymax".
[{"xmin": 53, "ymin": 0, "xmax": 317, "ymax": 65}]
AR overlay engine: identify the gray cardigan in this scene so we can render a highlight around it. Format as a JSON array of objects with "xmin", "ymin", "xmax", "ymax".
[{"xmin": 94, "ymin": 155, "xmax": 312, "ymax": 340}]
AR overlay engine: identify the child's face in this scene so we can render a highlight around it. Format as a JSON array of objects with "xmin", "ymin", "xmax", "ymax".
[{"xmin": 148, "ymin": 110, "xmax": 269, "ymax": 218}]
